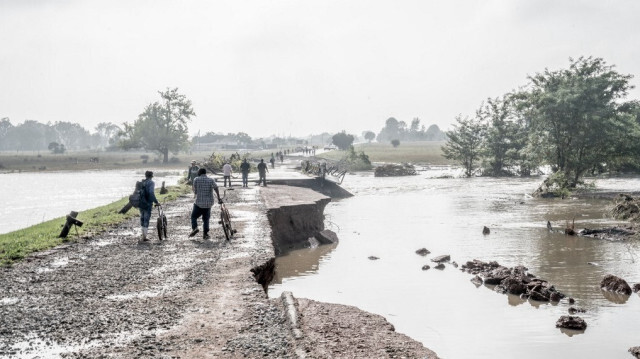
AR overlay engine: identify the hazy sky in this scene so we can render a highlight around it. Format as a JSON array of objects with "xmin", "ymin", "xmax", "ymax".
[{"xmin": 2, "ymin": 0, "xmax": 640, "ymax": 138}]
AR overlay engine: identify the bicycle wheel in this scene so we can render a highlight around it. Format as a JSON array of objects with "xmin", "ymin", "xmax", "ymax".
[
  {"xmin": 162, "ymin": 215, "xmax": 168, "ymax": 239},
  {"xmin": 221, "ymin": 209, "xmax": 232, "ymax": 241},
  {"xmin": 156, "ymin": 217, "xmax": 164, "ymax": 240}
]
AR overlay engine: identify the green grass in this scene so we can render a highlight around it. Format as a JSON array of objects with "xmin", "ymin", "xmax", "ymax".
[
  {"xmin": 0, "ymin": 184, "xmax": 191, "ymax": 266},
  {"xmin": 318, "ymin": 141, "xmax": 454, "ymax": 165}
]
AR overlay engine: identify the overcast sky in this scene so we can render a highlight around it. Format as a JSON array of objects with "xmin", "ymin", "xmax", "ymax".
[{"xmin": 1, "ymin": 0, "xmax": 639, "ymax": 138}]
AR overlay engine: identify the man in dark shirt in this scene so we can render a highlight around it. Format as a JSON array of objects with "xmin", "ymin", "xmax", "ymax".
[
  {"xmin": 240, "ymin": 158, "xmax": 251, "ymax": 187},
  {"xmin": 190, "ymin": 168, "xmax": 221, "ymax": 240},
  {"xmin": 187, "ymin": 160, "xmax": 199, "ymax": 185},
  {"xmin": 139, "ymin": 171, "xmax": 160, "ymax": 241},
  {"xmin": 257, "ymin": 159, "xmax": 268, "ymax": 187}
]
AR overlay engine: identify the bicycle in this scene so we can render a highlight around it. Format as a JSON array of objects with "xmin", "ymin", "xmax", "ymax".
[
  {"xmin": 219, "ymin": 189, "xmax": 237, "ymax": 241},
  {"xmin": 156, "ymin": 204, "xmax": 168, "ymax": 240}
]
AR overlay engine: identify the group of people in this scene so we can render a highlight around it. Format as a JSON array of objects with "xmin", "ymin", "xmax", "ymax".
[{"xmin": 137, "ymin": 157, "xmax": 273, "ymax": 241}]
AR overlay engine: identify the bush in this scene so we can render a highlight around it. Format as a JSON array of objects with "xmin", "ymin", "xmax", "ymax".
[{"xmin": 391, "ymin": 139, "xmax": 400, "ymax": 148}]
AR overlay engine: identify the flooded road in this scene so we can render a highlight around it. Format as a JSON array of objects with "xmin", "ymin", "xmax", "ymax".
[
  {"xmin": 0, "ymin": 170, "xmax": 182, "ymax": 234},
  {"xmin": 269, "ymin": 171, "xmax": 640, "ymax": 358}
]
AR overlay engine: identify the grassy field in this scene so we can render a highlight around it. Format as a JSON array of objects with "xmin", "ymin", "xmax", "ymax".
[
  {"xmin": 318, "ymin": 141, "xmax": 454, "ymax": 165},
  {"xmin": 0, "ymin": 149, "xmax": 285, "ymax": 173},
  {"xmin": 0, "ymin": 184, "xmax": 191, "ymax": 266}
]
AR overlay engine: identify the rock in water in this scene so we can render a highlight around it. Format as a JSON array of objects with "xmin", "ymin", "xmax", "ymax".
[
  {"xmin": 482, "ymin": 226, "xmax": 490, "ymax": 235},
  {"xmin": 415, "ymin": 248, "xmax": 430, "ymax": 256},
  {"xmin": 555, "ymin": 316, "xmax": 587, "ymax": 330},
  {"xmin": 600, "ymin": 274, "xmax": 632, "ymax": 295}
]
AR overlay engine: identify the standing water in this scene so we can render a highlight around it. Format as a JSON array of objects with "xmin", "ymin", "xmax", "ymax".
[
  {"xmin": 0, "ymin": 170, "xmax": 182, "ymax": 234},
  {"xmin": 269, "ymin": 170, "xmax": 640, "ymax": 358}
]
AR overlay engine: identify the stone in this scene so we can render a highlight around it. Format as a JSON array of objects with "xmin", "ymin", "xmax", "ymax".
[
  {"xmin": 434, "ymin": 263, "xmax": 445, "ymax": 270},
  {"xmin": 421, "ymin": 265, "xmax": 430, "ymax": 271},
  {"xmin": 555, "ymin": 316, "xmax": 587, "ymax": 330},
  {"xmin": 368, "ymin": 256, "xmax": 379, "ymax": 260},
  {"xmin": 431, "ymin": 255, "xmax": 450, "ymax": 263},
  {"xmin": 600, "ymin": 274, "xmax": 632, "ymax": 295},
  {"xmin": 314, "ymin": 230, "xmax": 339, "ymax": 245},
  {"xmin": 482, "ymin": 226, "xmax": 490, "ymax": 235},
  {"xmin": 470, "ymin": 276, "xmax": 483, "ymax": 286},
  {"xmin": 415, "ymin": 248, "xmax": 430, "ymax": 256},
  {"xmin": 629, "ymin": 346, "xmax": 640, "ymax": 359},
  {"xmin": 568, "ymin": 307, "xmax": 586, "ymax": 314},
  {"xmin": 633, "ymin": 283, "xmax": 640, "ymax": 293}
]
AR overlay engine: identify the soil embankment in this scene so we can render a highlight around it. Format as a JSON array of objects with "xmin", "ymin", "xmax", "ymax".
[{"xmin": 0, "ymin": 184, "xmax": 437, "ymax": 358}]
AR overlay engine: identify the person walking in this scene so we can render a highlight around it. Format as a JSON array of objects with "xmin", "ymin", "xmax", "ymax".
[
  {"xmin": 257, "ymin": 159, "xmax": 268, "ymax": 186},
  {"xmin": 240, "ymin": 158, "xmax": 251, "ymax": 187},
  {"xmin": 222, "ymin": 161, "xmax": 233, "ymax": 187},
  {"xmin": 139, "ymin": 170, "xmax": 160, "ymax": 241},
  {"xmin": 187, "ymin": 160, "xmax": 199, "ymax": 185},
  {"xmin": 269, "ymin": 155, "xmax": 275, "ymax": 169},
  {"xmin": 190, "ymin": 168, "xmax": 221, "ymax": 240}
]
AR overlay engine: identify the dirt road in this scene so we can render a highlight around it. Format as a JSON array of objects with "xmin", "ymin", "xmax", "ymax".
[{"xmin": 0, "ymin": 185, "xmax": 437, "ymax": 358}]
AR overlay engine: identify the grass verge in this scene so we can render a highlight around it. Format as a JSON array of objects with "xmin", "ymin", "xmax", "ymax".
[{"xmin": 0, "ymin": 184, "xmax": 191, "ymax": 266}]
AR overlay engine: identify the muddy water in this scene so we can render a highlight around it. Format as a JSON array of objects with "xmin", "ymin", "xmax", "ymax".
[
  {"xmin": 0, "ymin": 170, "xmax": 182, "ymax": 234},
  {"xmin": 269, "ymin": 171, "xmax": 640, "ymax": 359}
]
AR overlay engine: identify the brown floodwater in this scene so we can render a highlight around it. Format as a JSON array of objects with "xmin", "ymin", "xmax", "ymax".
[{"xmin": 269, "ymin": 170, "xmax": 640, "ymax": 359}]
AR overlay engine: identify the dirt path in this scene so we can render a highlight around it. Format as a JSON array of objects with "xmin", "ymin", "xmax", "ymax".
[{"xmin": 0, "ymin": 184, "xmax": 437, "ymax": 358}]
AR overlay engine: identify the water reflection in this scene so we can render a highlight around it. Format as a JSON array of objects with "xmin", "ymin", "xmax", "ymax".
[{"xmin": 270, "ymin": 172, "xmax": 640, "ymax": 359}]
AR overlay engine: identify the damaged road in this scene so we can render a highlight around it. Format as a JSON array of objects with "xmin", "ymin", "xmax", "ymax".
[{"xmin": 0, "ymin": 185, "xmax": 437, "ymax": 358}]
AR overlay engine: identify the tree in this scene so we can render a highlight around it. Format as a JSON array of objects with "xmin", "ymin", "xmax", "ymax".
[
  {"xmin": 377, "ymin": 117, "xmax": 400, "ymax": 142},
  {"xmin": 119, "ymin": 88, "xmax": 195, "ymax": 163},
  {"xmin": 94, "ymin": 122, "xmax": 122, "ymax": 149},
  {"xmin": 391, "ymin": 139, "xmax": 400, "ymax": 148},
  {"xmin": 516, "ymin": 57, "xmax": 639, "ymax": 187},
  {"xmin": 331, "ymin": 131, "xmax": 355, "ymax": 150},
  {"xmin": 441, "ymin": 115, "xmax": 485, "ymax": 177},
  {"xmin": 363, "ymin": 131, "xmax": 376, "ymax": 143},
  {"xmin": 478, "ymin": 97, "xmax": 522, "ymax": 176},
  {"xmin": 0, "ymin": 118, "xmax": 13, "ymax": 150},
  {"xmin": 48, "ymin": 142, "xmax": 66, "ymax": 154}
]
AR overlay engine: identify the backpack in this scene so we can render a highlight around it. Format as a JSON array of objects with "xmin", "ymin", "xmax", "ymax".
[{"xmin": 129, "ymin": 179, "xmax": 148, "ymax": 208}]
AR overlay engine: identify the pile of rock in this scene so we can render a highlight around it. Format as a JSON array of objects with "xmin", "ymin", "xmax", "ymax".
[
  {"xmin": 461, "ymin": 259, "xmax": 565, "ymax": 302},
  {"xmin": 374, "ymin": 163, "xmax": 417, "ymax": 177}
]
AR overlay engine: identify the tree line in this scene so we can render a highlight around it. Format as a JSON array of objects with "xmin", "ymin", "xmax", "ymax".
[
  {"xmin": 0, "ymin": 118, "xmax": 121, "ymax": 152},
  {"xmin": 442, "ymin": 56, "xmax": 640, "ymax": 188}
]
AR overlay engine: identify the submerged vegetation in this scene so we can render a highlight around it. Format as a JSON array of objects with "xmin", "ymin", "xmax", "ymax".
[{"xmin": 0, "ymin": 185, "xmax": 190, "ymax": 266}]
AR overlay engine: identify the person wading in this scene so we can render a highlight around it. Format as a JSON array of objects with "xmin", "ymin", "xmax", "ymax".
[
  {"xmin": 139, "ymin": 171, "xmax": 160, "ymax": 241},
  {"xmin": 190, "ymin": 168, "xmax": 221, "ymax": 240}
]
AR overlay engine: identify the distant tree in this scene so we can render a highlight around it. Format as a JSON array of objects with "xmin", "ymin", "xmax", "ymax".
[
  {"xmin": 441, "ymin": 115, "xmax": 485, "ymax": 177},
  {"xmin": 119, "ymin": 88, "xmax": 194, "ymax": 163},
  {"xmin": 332, "ymin": 131, "xmax": 355, "ymax": 150},
  {"xmin": 48, "ymin": 142, "xmax": 66, "ymax": 154},
  {"xmin": 363, "ymin": 131, "xmax": 376, "ymax": 143},
  {"xmin": 391, "ymin": 139, "xmax": 400, "ymax": 148},
  {"xmin": 425, "ymin": 124, "xmax": 446, "ymax": 141},
  {"xmin": 94, "ymin": 122, "xmax": 122, "ymax": 149},
  {"xmin": 0, "ymin": 118, "xmax": 13, "ymax": 150},
  {"xmin": 52, "ymin": 121, "xmax": 92, "ymax": 150},
  {"xmin": 235, "ymin": 132, "xmax": 252, "ymax": 145},
  {"xmin": 377, "ymin": 117, "xmax": 400, "ymax": 142}
]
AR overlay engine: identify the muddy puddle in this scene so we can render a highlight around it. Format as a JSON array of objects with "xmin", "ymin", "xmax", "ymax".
[{"xmin": 270, "ymin": 172, "xmax": 640, "ymax": 358}]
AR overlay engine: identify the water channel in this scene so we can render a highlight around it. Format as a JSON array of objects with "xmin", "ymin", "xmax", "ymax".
[{"xmin": 269, "ymin": 170, "xmax": 640, "ymax": 359}]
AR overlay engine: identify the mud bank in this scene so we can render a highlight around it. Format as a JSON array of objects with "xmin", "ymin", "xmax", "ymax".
[{"xmin": 261, "ymin": 184, "xmax": 332, "ymax": 255}]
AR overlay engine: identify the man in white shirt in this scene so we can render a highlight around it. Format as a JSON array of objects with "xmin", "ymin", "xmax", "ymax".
[{"xmin": 222, "ymin": 161, "xmax": 233, "ymax": 187}]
